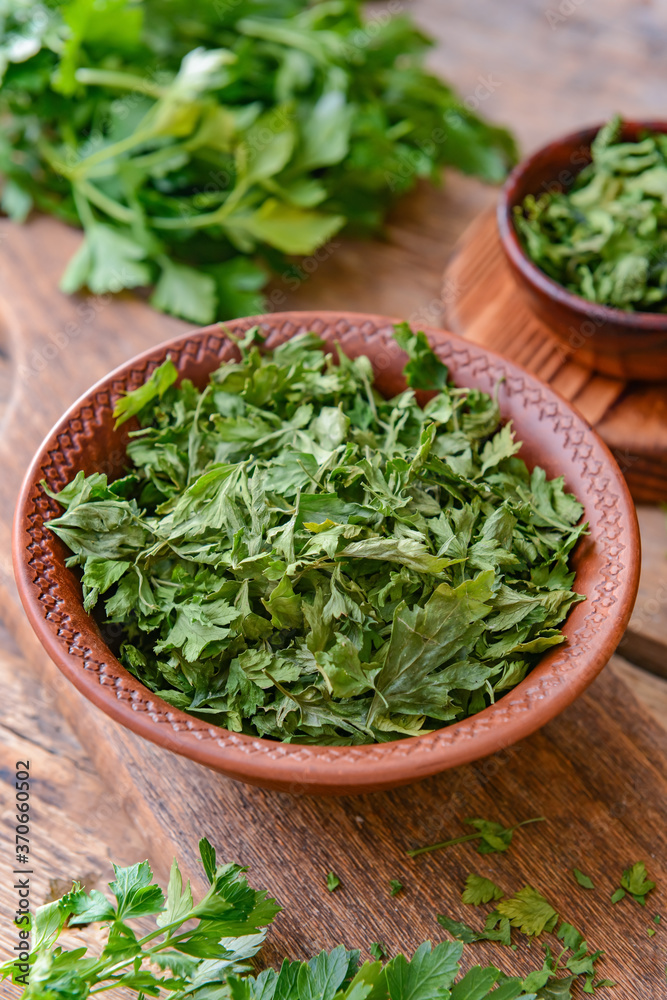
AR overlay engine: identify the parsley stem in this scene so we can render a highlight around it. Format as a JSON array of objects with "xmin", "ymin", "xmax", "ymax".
[
  {"xmin": 76, "ymin": 180, "xmax": 136, "ymax": 225},
  {"xmin": 407, "ymin": 816, "xmax": 546, "ymax": 858},
  {"xmin": 407, "ymin": 831, "xmax": 483, "ymax": 857},
  {"xmin": 75, "ymin": 67, "xmax": 166, "ymax": 98},
  {"xmin": 151, "ymin": 181, "xmax": 249, "ymax": 229},
  {"xmin": 69, "ymin": 127, "xmax": 159, "ymax": 179}
]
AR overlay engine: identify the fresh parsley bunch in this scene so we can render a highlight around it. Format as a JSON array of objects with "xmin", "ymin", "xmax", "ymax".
[
  {"xmin": 1, "ymin": 838, "xmax": 280, "ymax": 998},
  {"xmin": 0, "ymin": 0, "xmax": 517, "ymax": 323},
  {"xmin": 514, "ymin": 116, "xmax": 667, "ymax": 311},
  {"xmin": 0, "ymin": 838, "xmax": 573, "ymax": 999},
  {"xmin": 44, "ymin": 324, "xmax": 586, "ymax": 743}
]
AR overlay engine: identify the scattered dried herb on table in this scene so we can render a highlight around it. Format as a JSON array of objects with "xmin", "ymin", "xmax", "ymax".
[
  {"xmin": 44, "ymin": 324, "xmax": 586, "ymax": 744},
  {"xmin": 0, "ymin": 0, "xmax": 517, "ymax": 324},
  {"xmin": 514, "ymin": 115, "xmax": 667, "ymax": 311}
]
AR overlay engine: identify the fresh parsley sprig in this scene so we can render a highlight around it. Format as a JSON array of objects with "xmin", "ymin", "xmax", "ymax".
[
  {"xmin": 0, "ymin": 0, "xmax": 517, "ymax": 324},
  {"xmin": 1, "ymin": 838, "xmax": 279, "ymax": 999},
  {"xmin": 2, "ymin": 841, "xmax": 592, "ymax": 1000},
  {"xmin": 407, "ymin": 816, "xmax": 546, "ymax": 859}
]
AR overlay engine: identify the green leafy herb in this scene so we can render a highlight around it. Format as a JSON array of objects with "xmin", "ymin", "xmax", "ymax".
[
  {"xmin": 496, "ymin": 886, "xmax": 559, "ymax": 937},
  {"xmin": 327, "ymin": 872, "xmax": 341, "ymax": 893},
  {"xmin": 389, "ymin": 880, "xmax": 403, "ymax": 898},
  {"xmin": 44, "ymin": 325, "xmax": 585, "ymax": 744},
  {"xmin": 2, "ymin": 840, "xmax": 623, "ymax": 1000},
  {"xmin": 440, "ymin": 905, "xmax": 609, "ymax": 995},
  {"xmin": 573, "ymin": 868, "xmax": 595, "ymax": 890},
  {"xmin": 462, "ymin": 873, "xmax": 505, "ymax": 906},
  {"xmin": 0, "ymin": 0, "xmax": 516, "ymax": 324},
  {"xmin": 1, "ymin": 837, "xmax": 278, "ymax": 998},
  {"xmin": 437, "ymin": 911, "xmax": 512, "ymax": 947},
  {"xmin": 408, "ymin": 816, "xmax": 546, "ymax": 858},
  {"xmin": 611, "ymin": 861, "xmax": 656, "ymax": 906},
  {"xmin": 514, "ymin": 115, "xmax": 667, "ymax": 313}
]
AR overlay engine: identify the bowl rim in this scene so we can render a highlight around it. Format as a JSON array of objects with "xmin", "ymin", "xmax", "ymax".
[
  {"xmin": 13, "ymin": 310, "xmax": 641, "ymax": 793},
  {"xmin": 497, "ymin": 119, "xmax": 667, "ymax": 332}
]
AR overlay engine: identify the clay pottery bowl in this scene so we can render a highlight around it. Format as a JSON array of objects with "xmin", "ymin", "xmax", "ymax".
[
  {"xmin": 498, "ymin": 121, "xmax": 667, "ymax": 381},
  {"xmin": 14, "ymin": 311, "xmax": 640, "ymax": 794}
]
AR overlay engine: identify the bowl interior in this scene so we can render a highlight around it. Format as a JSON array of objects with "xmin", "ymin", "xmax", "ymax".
[{"xmin": 14, "ymin": 313, "xmax": 640, "ymax": 793}]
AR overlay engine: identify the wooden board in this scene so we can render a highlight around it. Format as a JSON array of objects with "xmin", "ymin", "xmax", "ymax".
[
  {"xmin": 7, "ymin": 607, "xmax": 667, "ymax": 997},
  {"xmin": 3, "ymin": 216, "xmax": 667, "ymax": 999},
  {"xmin": 444, "ymin": 209, "xmax": 667, "ymax": 503},
  {"xmin": 3, "ymin": 0, "xmax": 667, "ymax": 994}
]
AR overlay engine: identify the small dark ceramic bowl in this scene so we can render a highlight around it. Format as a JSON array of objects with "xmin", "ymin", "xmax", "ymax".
[
  {"xmin": 13, "ymin": 312, "xmax": 640, "ymax": 795},
  {"xmin": 498, "ymin": 121, "xmax": 667, "ymax": 381}
]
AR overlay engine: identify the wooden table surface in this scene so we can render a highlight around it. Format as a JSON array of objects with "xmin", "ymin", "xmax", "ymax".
[{"xmin": 2, "ymin": 2, "xmax": 667, "ymax": 997}]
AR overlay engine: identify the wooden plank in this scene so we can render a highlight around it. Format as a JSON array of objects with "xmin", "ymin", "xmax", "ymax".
[
  {"xmin": 10, "ymin": 633, "xmax": 667, "ymax": 997},
  {"xmin": 1, "ymin": 213, "xmax": 667, "ymax": 995},
  {"xmin": 2, "ymin": 3, "xmax": 667, "ymax": 997},
  {"xmin": 624, "ymin": 506, "xmax": 667, "ymax": 660}
]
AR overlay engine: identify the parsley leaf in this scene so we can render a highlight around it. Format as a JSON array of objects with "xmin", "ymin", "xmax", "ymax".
[
  {"xmin": 327, "ymin": 872, "xmax": 341, "ymax": 893},
  {"xmin": 496, "ymin": 886, "xmax": 559, "ymax": 937},
  {"xmin": 616, "ymin": 861, "xmax": 656, "ymax": 905},
  {"xmin": 462, "ymin": 874, "xmax": 505, "ymax": 906},
  {"xmin": 389, "ymin": 880, "xmax": 403, "ymax": 898},
  {"xmin": 437, "ymin": 911, "xmax": 512, "ymax": 947},
  {"xmin": 572, "ymin": 868, "xmax": 595, "ymax": 890}
]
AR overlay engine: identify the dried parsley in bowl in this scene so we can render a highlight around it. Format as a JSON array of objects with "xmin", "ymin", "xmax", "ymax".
[
  {"xmin": 514, "ymin": 116, "xmax": 667, "ymax": 311},
  {"xmin": 44, "ymin": 324, "xmax": 586, "ymax": 744}
]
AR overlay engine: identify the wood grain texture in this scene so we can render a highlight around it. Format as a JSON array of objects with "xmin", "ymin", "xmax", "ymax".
[
  {"xmin": 6, "ymin": 628, "xmax": 667, "ymax": 997},
  {"xmin": 0, "ymin": 624, "xmax": 157, "ymax": 1000},
  {"xmin": 444, "ymin": 209, "xmax": 667, "ymax": 502},
  {"xmin": 2, "ymin": 218, "xmax": 667, "ymax": 994},
  {"xmin": 619, "ymin": 505, "xmax": 667, "ymax": 673},
  {"xmin": 2, "ymin": 0, "xmax": 667, "ymax": 995}
]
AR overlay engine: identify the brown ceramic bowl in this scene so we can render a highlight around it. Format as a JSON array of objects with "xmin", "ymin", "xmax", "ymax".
[
  {"xmin": 498, "ymin": 121, "xmax": 667, "ymax": 381},
  {"xmin": 13, "ymin": 311, "xmax": 640, "ymax": 795}
]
